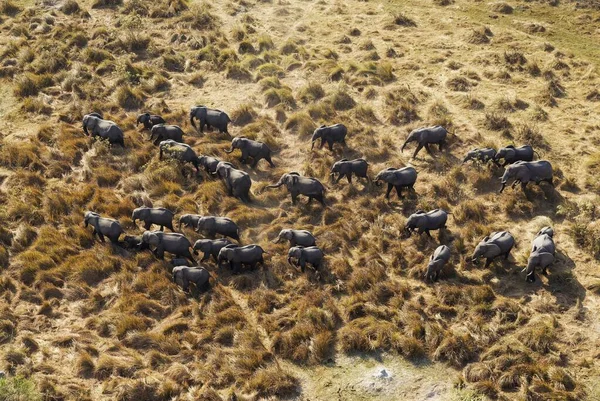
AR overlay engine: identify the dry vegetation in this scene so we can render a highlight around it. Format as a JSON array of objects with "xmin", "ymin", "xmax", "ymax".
[{"xmin": 0, "ymin": 0, "xmax": 599, "ymax": 400}]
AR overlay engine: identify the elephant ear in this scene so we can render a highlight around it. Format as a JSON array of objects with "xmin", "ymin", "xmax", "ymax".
[
  {"xmin": 291, "ymin": 175, "xmax": 299, "ymax": 186},
  {"xmin": 485, "ymin": 243, "xmax": 502, "ymax": 257}
]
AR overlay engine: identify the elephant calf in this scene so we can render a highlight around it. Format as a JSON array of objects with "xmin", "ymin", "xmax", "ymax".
[
  {"xmin": 472, "ymin": 231, "xmax": 515, "ymax": 268},
  {"xmin": 193, "ymin": 238, "xmax": 232, "ymax": 262},
  {"xmin": 190, "ymin": 105, "xmax": 231, "ymax": 134},
  {"xmin": 149, "ymin": 124, "xmax": 184, "ymax": 145},
  {"xmin": 141, "ymin": 230, "xmax": 196, "ymax": 264},
  {"xmin": 266, "ymin": 172, "xmax": 327, "ymax": 206},
  {"xmin": 374, "ymin": 166, "xmax": 417, "ymax": 199},
  {"xmin": 172, "ymin": 265, "xmax": 210, "ymax": 293},
  {"xmin": 405, "ymin": 209, "xmax": 448, "ymax": 237},
  {"xmin": 217, "ymin": 244, "xmax": 266, "ymax": 273},
  {"xmin": 495, "ymin": 145, "xmax": 535, "ymax": 166},
  {"xmin": 179, "ymin": 214, "xmax": 202, "ymax": 231},
  {"xmin": 463, "ymin": 148, "xmax": 497, "ymax": 165},
  {"xmin": 132, "ymin": 207, "xmax": 175, "ymax": 231},
  {"xmin": 159, "ymin": 140, "xmax": 200, "ymax": 172},
  {"xmin": 84, "ymin": 211, "xmax": 123, "ymax": 243},
  {"xmin": 500, "ymin": 160, "xmax": 553, "ymax": 193},
  {"xmin": 401, "ymin": 126, "xmax": 447, "ymax": 159},
  {"xmin": 196, "ymin": 216, "xmax": 240, "ymax": 241},
  {"xmin": 331, "ymin": 158, "xmax": 369, "ymax": 184},
  {"xmin": 425, "ymin": 245, "xmax": 451, "ymax": 281},
  {"xmin": 137, "ymin": 112, "xmax": 166, "ymax": 130},
  {"xmin": 225, "ymin": 136, "xmax": 275, "ymax": 168},
  {"xmin": 213, "ymin": 161, "xmax": 252, "ymax": 203},
  {"xmin": 525, "ymin": 227, "xmax": 555, "ymax": 283},
  {"xmin": 288, "ymin": 246, "xmax": 324, "ymax": 272},
  {"xmin": 83, "ymin": 114, "xmax": 124, "ymax": 147},
  {"xmin": 198, "ymin": 155, "xmax": 221, "ymax": 174},
  {"xmin": 273, "ymin": 229, "xmax": 316, "ymax": 247},
  {"xmin": 311, "ymin": 124, "xmax": 347, "ymax": 151},
  {"xmin": 123, "ymin": 235, "xmax": 149, "ymax": 251}
]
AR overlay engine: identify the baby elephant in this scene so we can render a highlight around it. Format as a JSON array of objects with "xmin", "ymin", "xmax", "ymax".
[
  {"xmin": 494, "ymin": 145, "xmax": 535, "ymax": 166},
  {"xmin": 159, "ymin": 140, "xmax": 200, "ymax": 172},
  {"xmin": 198, "ymin": 155, "xmax": 221, "ymax": 174},
  {"xmin": 463, "ymin": 148, "xmax": 497, "ymax": 165},
  {"xmin": 193, "ymin": 238, "xmax": 232, "ymax": 262},
  {"xmin": 405, "ymin": 209, "xmax": 448, "ymax": 237},
  {"xmin": 122, "ymin": 235, "xmax": 149, "ymax": 251},
  {"xmin": 401, "ymin": 126, "xmax": 447, "ymax": 159},
  {"xmin": 172, "ymin": 265, "xmax": 210, "ymax": 294},
  {"xmin": 500, "ymin": 160, "xmax": 553, "ymax": 193},
  {"xmin": 374, "ymin": 166, "xmax": 418, "ymax": 199},
  {"xmin": 525, "ymin": 227, "xmax": 555, "ymax": 283},
  {"xmin": 224, "ymin": 136, "xmax": 275, "ymax": 168},
  {"xmin": 273, "ymin": 229, "xmax": 316, "ymax": 247},
  {"xmin": 311, "ymin": 124, "xmax": 347, "ymax": 151},
  {"xmin": 472, "ymin": 231, "xmax": 515, "ymax": 268},
  {"xmin": 84, "ymin": 211, "xmax": 123, "ymax": 244},
  {"xmin": 425, "ymin": 245, "xmax": 451, "ymax": 281},
  {"xmin": 196, "ymin": 216, "xmax": 240, "ymax": 241},
  {"xmin": 137, "ymin": 112, "xmax": 166, "ymax": 130},
  {"xmin": 330, "ymin": 158, "xmax": 369, "ymax": 184},
  {"xmin": 132, "ymin": 207, "xmax": 175, "ymax": 231},
  {"xmin": 288, "ymin": 246, "xmax": 324, "ymax": 272}
]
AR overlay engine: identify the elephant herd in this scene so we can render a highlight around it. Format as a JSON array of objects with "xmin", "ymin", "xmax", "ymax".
[{"xmin": 81, "ymin": 106, "xmax": 560, "ymax": 291}]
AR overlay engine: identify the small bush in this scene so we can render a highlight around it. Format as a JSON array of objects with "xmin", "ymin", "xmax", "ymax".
[
  {"xmin": 14, "ymin": 74, "xmax": 52, "ymax": 98},
  {"xmin": 393, "ymin": 13, "xmax": 416, "ymax": 27},
  {"xmin": 484, "ymin": 113, "xmax": 511, "ymax": 131},
  {"xmin": 297, "ymin": 82, "xmax": 325, "ymax": 103},
  {"xmin": 446, "ymin": 76, "xmax": 471, "ymax": 92},
  {"xmin": 284, "ymin": 112, "xmax": 316, "ymax": 136},
  {"xmin": 330, "ymin": 89, "xmax": 356, "ymax": 110},
  {"xmin": 490, "ymin": 2, "xmax": 513, "ymax": 14},
  {"xmin": 116, "ymin": 86, "xmax": 144, "ymax": 110},
  {"xmin": 246, "ymin": 367, "xmax": 299, "ymax": 398},
  {"xmin": 0, "ymin": 0, "xmax": 20, "ymax": 15},
  {"xmin": 91, "ymin": 0, "xmax": 122, "ymax": 8},
  {"xmin": 230, "ymin": 104, "xmax": 257, "ymax": 126}
]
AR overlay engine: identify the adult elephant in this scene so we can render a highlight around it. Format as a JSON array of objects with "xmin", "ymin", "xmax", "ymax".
[
  {"xmin": 273, "ymin": 229, "xmax": 316, "ymax": 247},
  {"xmin": 213, "ymin": 162, "xmax": 252, "ymax": 202},
  {"xmin": 499, "ymin": 160, "xmax": 553, "ymax": 193},
  {"xmin": 525, "ymin": 227, "xmax": 555, "ymax": 283},
  {"xmin": 82, "ymin": 114, "xmax": 124, "ymax": 147},
  {"xmin": 224, "ymin": 136, "xmax": 275, "ymax": 168},
  {"xmin": 425, "ymin": 245, "xmax": 451, "ymax": 281},
  {"xmin": 137, "ymin": 112, "xmax": 166, "ymax": 130},
  {"xmin": 149, "ymin": 124, "xmax": 184, "ymax": 145},
  {"xmin": 266, "ymin": 172, "xmax": 326, "ymax": 206},
  {"xmin": 330, "ymin": 158, "xmax": 369, "ymax": 185},
  {"xmin": 196, "ymin": 216, "xmax": 240, "ymax": 241},
  {"xmin": 217, "ymin": 244, "xmax": 266, "ymax": 273},
  {"xmin": 190, "ymin": 106, "xmax": 231, "ymax": 134},
  {"xmin": 404, "ymin": 209, "xmax": 448, "ymax": 237},
  {"xmin": 494, "ymin": 145, "xmax": 535, "ymax": 167},
  {"xmin": 140, "ymin": 230, "xmax": 195, "ymax": 264},
  {"xmin": 193, "ymin": 238, "xmax": 232, "ymax": 262},
  {"xmin": 401, "ymin": 125, "xmax": 447, "ymax": 159},
  {"xmin": 132, "ymin": 207, "xmax": 175, "ymax": 231},
  {"xmin": 472, "ymin": 231, "xmax": 515, "ymax": 268},
  {"xmin": 287, "ymin": 246, "xmax": 324, "ymax": 272},
  {"xmin": 159, "ymin": 140, "xmax": 200, "ymax": 172},
  {"xmin": 311, "ymin": 124, "xmax": 347, "ymax": 151},
  {"xmin": 374, "ymin": 167, "xmax": 417, "ymax": 199},
  {"xmin": 84, "ymin": 211, "xmax": 123, "ymax": 244},
  {"xmin": 172, "ymin": 265, "xmax": 210, "ymax": 294}
]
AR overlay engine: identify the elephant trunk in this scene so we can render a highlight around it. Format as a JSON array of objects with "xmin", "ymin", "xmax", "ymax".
[
  {"xmin": 136, "ymin": 115, "xmax": 142, "ymax": 125},
  {"xmin": 84, "ymin": 220, "xmax": 88, "ymax": 228},
  {"xmin": 190, "ymin": 113, "xmax": 196, "ymax": 128},
  {"xmin": 499, "ymin": 182, "xmax": 507, "ymax": 193},
  {"xmin": 83, "ymin": 125, "xmax": 89, "ymax": 136},
  {"xmin": 178, "ymin": 219, "xmax": 183, "ymax": 231},
  {"xmin": 272, "ymin": 235, "xmax": 281, "ymax": 244},
  {"xmin": 287, "ymin": 257, "xmax": 294, "ymax": 266},
  {"xmin": 265, "ymin": 181, "xmax": 283, "ymax": 189}
]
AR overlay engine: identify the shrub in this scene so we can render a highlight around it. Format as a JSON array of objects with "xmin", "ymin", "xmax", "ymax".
[
  {"xmin": 446, "ymin": 76, "xmax": 471, "ymax": 91},
  {"xmin": 185, "ymin": 3, "xmax": 219, "ymax": 30},
  {"xmin": 0, "ymin": 0, "xmax": 20, "ymax": 15},
  {"xmin": 284, "ymin": 112, "xmax": 316, "ymax": 136},
  {"xmin": 245, "ymin": 367, "xmax": 299, "ymax": 398},
  {"xmin": 393, "ymin": 12, "xmax": 416, "ymax": 27},
  {"xmin": 484, "ymin": 113, "xmax": 511, "ymax": 130},
  {"xmin": 91, "ymin": 0, "xmax": 122, "ymax": 8},
  {"xmin": 330, "ymin": 89, "xmax": 356, "ymax": 110},
  {"xmin": 230, "ymin": 103, "xmax": 257, "ymax": 126},
  {"xmin": 297, "ymin": 82, "xmax": 325, "ymax": 103},
  {"xmin": 14, "ymin": 74, "xmax": 52, "ymax": 98},
  {"xmin": 490, "ymin": 2, "xmax": 513, "ymax": 14},
  {"xmin": 116, "ymin": 86, "xmax": 144, "ymax": 110}
]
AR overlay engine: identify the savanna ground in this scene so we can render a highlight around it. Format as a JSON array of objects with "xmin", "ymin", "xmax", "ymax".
[{"xmin": 0, "ymin": 0, "xmax": 599, "ymax": 399}]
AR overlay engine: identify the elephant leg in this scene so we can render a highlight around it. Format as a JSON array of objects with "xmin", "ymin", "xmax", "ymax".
[
  {"xmin": 98, "ymin": 232, "xmax": 106, "ymax": 243},
  {"xmin": 347, "ymin": 174, "xmax": 352, "ymax": 184},
  {"xmin": 307, "ymin": 196, "xmax": 313, "ymax": 204},
  {"xmin": 316, "ymin": 193, "xmax": 326, "ymax": 206},
  {"xmin": 546, "ymin": 178, "xmax": 554, "ymax": 186},
  {"xmin": 526, "ymin": 271, "xmax": 536, "ymax": 283},
  {"xmin": 233, "ymin": 261, "xmax": 241, "ymax": 274},
  {"xmin": 144, "ymin": 221, "xmax": 152, "ymax": 230},
  {"xmin": 291, "ymin": 193, "xmax": 298, "ymax": 204},
  {"xmin": 184, "ymin": 250, "xmax": 196, "ymax": 265},
  {"xmin": 208, "ymin": 230, "xmax": 216, "ymax": 239},
  {"xmin": 167, "ymin": 222, "xmax": 175, "ymax": 232},
  {"xmin": 424, "ymin": 143, "xmax": 435, "ymax": 157},
  {"xmin": 251, "ymin": 158, "xmax": 259, "ymax": 168},
  {"xmin": 328, "ymin": 141, "xmax": 334, "ymax": 151},
  {"xmin": 542, "ymin": 266, "xmax": 548, "ymax": 275},
  {"xmin": 424, "ymin": 229, "xmax": 432, "ymax": 238},
  {"xmin": 521, "ymin": 181, "xmax": 528, "ymax": 191},
  {"xmin": 438, "ymin": 141, "xmax": 445, "ymax": 151},
  {"xmin": 394, "ymin": 186, "xmax": 404, "ymax": 199},
  {"xmin": 266, "ymin": 154, "xmax": 275, "ymax": 168},
  {"xmin": 385, "ymin": 183, "xmax": 393, "ymax": 199},
  {"xmin": 504, "ymin": 246, "xmax": 512, "ymax": 260},
  {"xmin": 156, "ymin": 248, "xmax": 165, "ymax": 260},
  {"xmin": 484, "ymin": 258, "xmax": 492, "ymax": 268},
  {"xmin": 320, "ymin": 139, "xmax": 325, "ymax": 149},
  {"xmin": 413, "ymin": 144, "xmax": 424, "ymax": 158}
]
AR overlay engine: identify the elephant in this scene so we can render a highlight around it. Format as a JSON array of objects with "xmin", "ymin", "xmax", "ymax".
[
  {"xmin": 224, "ymin": 136, "xmax": 275, "ymax": 168},
  {"xmin": 172, "ymin": 265, "xmax": 210, "ymax": 293},
  {"xmin": 88, "ymin": 112, "xmax": 103, "ymax": 119},
  {"xmin": 463, "ymin": 148, "xmax": 498, "ymax": 165},
  {"xmin": 374, "ymin": 166, "xmax": 418, "ymax": 199},
  {"xmin": 178, "ymin": 214, "xmax": 202, "ymax": 231},
  {"xmin": 122, "ymin": 235, "xmax": 149, "ymax": 251},
  {"xmin": 311, "ymin": 124, "xmax": 347, "ymax": 151},
  {"xmin": 273, "ymin": 229, "xmax": 316, "ymax": 247},
  {"xmin": 525, "ymin": 227, "xmax": 555, "ymax": 283},
  {"xmin": 499, "ymin": 160, "xmax": 553, "ymax": 193},
  {"xmin": 190, "ymin": 106, "xmax": 231, "ymax": 134},
  {"xmin": 137, "ymin": 112, "xmax": 166, "ymax": 130},
  {"xmin": 217, "ymin": 244, "xmax": 266, "ymax": 273},
  {"xmin": 401, "ymin": 126, "xmax": 447, "ymax": 159},
  {"xmin": 425, "ymin": 245, "xmax": 451, "ymax": 281},
  {"xmin": 149, "ymin": 124, "xmax": 184, "ymax": 145},
  {"xmin": 141, "ymin": 230, "xmax": 196, "ymax": 264},
  {"xmin": 287, "ymin": 246, "xmax": 324, "ymax": 272},
  {"xmin": 159, "ymin": 140, "xmax": 200, "ymax": 172},
  {"xmin": 82, "ymin": 114, "xmax": 125, "ymax": 147},
  {"xmin": 84, "ymin": 211, "xmax": 123, "ymax": 243},
  {"xmin": 472, "ymin": 231, "xmax": 515, "ymax": 268},
  {"xmin": 405, "ymin": 209, "xmax": 448, "ymax": 237},
  {"xmin": 494, "ymin": 145, "xmax": 535, "ymax": 166},
  {"xmin": 198, "ymin": 155, "xmax": 221, "ymax": 174},
  {"xmin": 266, "ymin": 172, "xmax": 327, "ymax": 206},
  {"xmin": 132, "ymin": 207, "xmax": 175, "ymax": 231},
  {"xmin": 196, "ymin": 216, "xmax": 240, "ymax": 241},
  {"xmin": 193, "ymin": 238, "xmax": 232, "ymax": 262},
  {"xmin": 171, "ymin": 258, "xmax": 189, "ymax": 267},
  {"xmin": 330, "ymin": 158, "xmax": 369, "ymax": 184},
  {"xmin": 213, "ymin": 161, "xmax": 252, "ymax": 202}
]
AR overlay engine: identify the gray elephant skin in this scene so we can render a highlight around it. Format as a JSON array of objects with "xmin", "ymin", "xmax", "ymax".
[
  {"xmin": 213, "ymin": 161, "xmax": 252, "ymax": 202},
  {"xmin": 141, "ymin": 230, "xmax": 196, "ymax": 264},
  {"xmin": 217, "ymin": 244, "xmax": 266, "ymax": 273},
  {"xmin": 266, "ymin": 172, "xmax": 327, "ymax": 206},
  {"xmin": 374, "ymin": 166, "xmax": 417, "ymax": 199},
  {"xmin": 311, "ymin": 124, "xmax": 347, "ymax": 151},
  {"xmin": 401, "ymin": 126, "xmax": 447, "ymax": 158},
  {"xmin": 149, "ymin": 124, "xmax": 184, "ymax": 145},
  {"xmin": 500, "ymin": 160, "xmax": 553, "ymax": 193},
  {"xmin": 426, "ymin": 245, "xmax": 450, "ymax": 281},
  {"xmin": 132, "ymin": 206, "xmax": 175, "ymax": 231},
  {"xmin": 224, "ymin": 136, "xmax": 275, "ymax": 168},
  {"xmin": 525, "ymin": 226, "xmax": 555, "ymax": 283},
  {"xmin": 137, "ymin": 112, "xmax": 166, "ymax": 130},
  {"xmin": 193, "ymin": 238, "xmax": 232, "ymax": 262},
  {"xmin": 472, "ymin": 231, "xmax": 515, "ymax": 267},
  {"xmin": 463, "ymin": 148, "xmax": 497, "ymax": 165},
  {"xmin": 178, "ymin": 214, "xmax": 202, "ymax": 231},
  {"xmin": 273, "ymin": 229, "xmax": 316, "ymax": 247},
  {"xmin": 495, "ymin": 145, "xmax": 535, "ymax": 166},
  {"xmin": 198, "ymin": 155, "xmax": 221, "ymax": 174},
  {"xmin": 190, "ymin": 106, "xmax": 231, "ymax": 134},
  {"xmin": 405, "ymin": 209, "xmax": 448, "ymax": 237},
  {"xmin": 84, "ymin": 211, "xmax": 123, "ymax": 243},
  {"xmin": 196, "ymin": 216, "xmax": 240, "ymax": 241},
  {"xmin": 159, "ymin": 140, "xmax": 200, "ymax": 172},
  {"xmin": 288, "ymin": 246, "xmax": 324, "ymax": 272},
  {"xmin": 172, "ymin": 265, "xmax": 210, "ymax": 293},
  {"xmin": 123, "ymin": 234, "xmax": 149, "ymax": 251},
  {"xmin": 82, "ymin": 114, "xmax": 125, "ymax": 147},
  {"xmin": 331, "ymin": 158, "xmax": 369, "ymax": 184}
]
